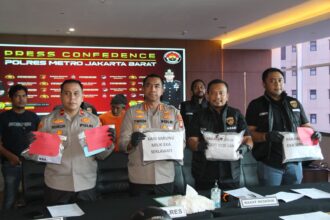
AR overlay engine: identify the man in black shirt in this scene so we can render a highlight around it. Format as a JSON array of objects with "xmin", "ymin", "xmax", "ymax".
[
  {"xmin": 246, "ymin": 68, "xmax": 321, "ymax": 186},
  {"xmin": 188, "ymin": 79, "xmax": 253, "ymax": 190},
  {"xmin": 0, "ymin": 84, "xmax": 40, "ymax": 209},
  {"xmin": 180, "ymin": 79, "xmax": 208, "ymax": 136}
]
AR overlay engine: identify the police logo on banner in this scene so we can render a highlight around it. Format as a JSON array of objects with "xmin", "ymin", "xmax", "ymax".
[{"xmin": 164, "ymin": 51, "xmax": 182, "ymax": 64}]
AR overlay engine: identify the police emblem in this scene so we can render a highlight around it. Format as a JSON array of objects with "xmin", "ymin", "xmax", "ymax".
[
  {"xmin": 81, "ymin": 117, "xmax": 90, "ymax": 123},
  {"xmin": 163, "ymin": 51, "xmax": 182, "ymax": 64},
  {"xmin": 226, "ymin": 117, "xmax": 235, "ymax": 126},
  {"xmin": 290, "ymin": 100, "xmax": 298, "ymax": 108}
]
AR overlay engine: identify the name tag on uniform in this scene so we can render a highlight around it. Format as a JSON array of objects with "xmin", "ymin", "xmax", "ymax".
[
  {"xmin": 186, "ymin": 112, "xmax": 193, "ymax": 115},
  {"xmin": 292, "ymin": 109, "xmax": 300, "ymax": 112},
  {"xmin": 259, "ymin": 112, "xmax": 268, "ymax": 116}
]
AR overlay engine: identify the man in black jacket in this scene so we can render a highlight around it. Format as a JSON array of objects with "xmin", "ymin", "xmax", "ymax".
[
  {"xmin": 188, "ymin": 79, "xmax": 253, "ymax": 190},
  {"xmin": 180, "ymin": 79, "xmax": 208, "ymax": 136},
  {"xmin": 246, "ymin": 67, "xmax": 321, "ymax": 186}
]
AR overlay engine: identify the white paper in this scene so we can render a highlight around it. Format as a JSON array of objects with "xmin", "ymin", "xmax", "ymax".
[
  {"xmin": 266, "ymin": 192, "xmax": 304, "ymax": 203},
  {"xmin": 280, "ymin": 211, "xmax": 330, "ymax": 220},
  {"xmin": 291, "ymin": 188, "xmax": 330, "ymax": 199},
  {"xmin": 224, "ymin": 187, "xmax": 263, "ymax": 199},
  {"xmin": 142, "ymin": 130, "xmax": 184, "ymax": 162},
  {"xmin": 47, "ymin": 203, "xmax": 84, "ymax": 217},
  {"xmin": 203, "ymin": 131, "xmax": 244, "ymax": 161},
  {"xmin": 281, "ymin": 132, "xmax": 323, "ymax": 163}
]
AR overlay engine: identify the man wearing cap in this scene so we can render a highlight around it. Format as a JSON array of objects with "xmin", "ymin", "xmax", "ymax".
[
  {"xmin": 162, "ymin": 69, "xmax": 182, "ymax": 109},
  {"xmin": 99, "ymin": 94, "xmax": 127, "ymax": 152}
]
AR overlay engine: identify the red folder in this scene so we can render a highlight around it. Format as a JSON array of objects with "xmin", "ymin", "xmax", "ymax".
[
  {"xmin": 297, "ymin": 127, "xmax": 318, "ymax": 145},
  {"xmin": 29, "ymin": 132, "xmax": 61, "ymax": 156},
  {"xmin": 84, "ymin": 126, "xmax": 113, "ymax": 151}
]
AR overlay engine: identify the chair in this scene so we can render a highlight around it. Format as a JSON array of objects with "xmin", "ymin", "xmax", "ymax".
[
  {"xmin": 21, "ymin": 159, "xmax": 46, "ymax": 205},
  {"xmin": 173, "ymin": 148, "xmax": 195, "ymax": 195},
  {"xmin": 96, "ymin": 152, "xmax": 130, "ymax": 198},
  {"xmin": 239, "ymin": 151, "xmax": 259, "ymax": 187}
]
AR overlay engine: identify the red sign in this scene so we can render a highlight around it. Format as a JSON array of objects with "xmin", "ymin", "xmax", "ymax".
[{"xmin": 0, "ymin": 44, "xmax": 185, "ymax": 115}]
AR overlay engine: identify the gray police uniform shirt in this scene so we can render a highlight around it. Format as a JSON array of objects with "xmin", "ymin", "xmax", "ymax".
[
  {"xmin": 119, "ymin": 103, "xmax": 185, "ymax": 185},
  {"xmin": 38, "ymin": 108, "xmax": 112, "ymax": 192}
]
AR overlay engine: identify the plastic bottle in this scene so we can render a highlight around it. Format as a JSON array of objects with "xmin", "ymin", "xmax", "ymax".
[{"xmin": 211, "ymin": 180, "xmax": 221, "ymax": 208}]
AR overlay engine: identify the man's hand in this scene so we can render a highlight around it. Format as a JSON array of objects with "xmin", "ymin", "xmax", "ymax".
[
  {"xmin": 266, "ymin": 131, "xmax": 284, "ymax": 143},
  {"xmin": 311, "ymin": 131, "xmax": 322, "ymax": 142},
  {"xmin": 131, "ymin": 132, "xmax": 146, "ymax": 147},
  {"xmin": 197, "ymin": 140, "xmax": 208, "ymax": 152},
  {"xmin": 237, "ymin": 144, "xmax": 250, "ymax": 156},
  {"xmin": 107, "ymin": 128, "xmax": 116, "ymax": 142},
  {"xmin": 8, "ymin": 154, "xmax": 21, "ymax": 166}
]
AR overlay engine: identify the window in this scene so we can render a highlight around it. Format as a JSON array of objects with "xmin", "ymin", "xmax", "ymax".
[
  {"xmin": 310, "ymin": 41, "xmax": 317, "ymax": 51},
  {"xmin": 329, "ymin": 89, "xmax": 330, "ymax": 99},
  {"xmin": 292, "ymin": 66, "xmax": 297, "ymax": 76},
  {"xmin": 292, "ymin": 45, "xmax": 296, "ymax": 53},
  {"xmin": 310, "ymin": 67, "xmax": 316, "ymax": 76},
  {"xmin": 281, "ymin": 46, "xmax": 286, "ymax": 60},
  {"xmin": 292, "ymin": 90, "xmax": 297, "ymax": 98},
  {"xmin": 310, "ymin": 114, "xmax": 317, "ymax": 124},
  {"xmin": 310, "ymin": 89, "xmax": 317, "ymax": 100},
  {"xmin": 281, "ymin": 67, "xmax": 286, "ymax": 83}
]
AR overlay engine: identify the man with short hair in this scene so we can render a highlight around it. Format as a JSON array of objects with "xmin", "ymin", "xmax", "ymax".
[
  {"xmin": 99, "ymin": 94, "xmax": 127, "ymax": 151},
  {"xmin": 180, "ymin": 79, "xmax": 208, "ymax": 135},
  {"xmin": 120, "ymin": 74, "xmax": 184, "ymax": 196},
  {"xmin": 0, "ymin": 84, "xmax": 40, "ymax": 209},
  {"xmin": 188, "ymin": 79, "xmax": 253, "ymax": 190},
  {"xmin": 36, "ymin": 79, "xmax": 115, "ymax": 205},
  {"xmin": 246, "ymin": 67, "xmax": 321, "ymax": 186}
]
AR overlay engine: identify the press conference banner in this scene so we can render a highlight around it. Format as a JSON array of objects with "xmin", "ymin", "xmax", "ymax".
[{"xmin": 0, "ymin": 44, "xmax": 185, "ymax": 114}]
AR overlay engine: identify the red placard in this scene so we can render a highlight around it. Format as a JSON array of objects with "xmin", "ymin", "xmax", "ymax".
[
  {"xmin": 0, "ymin": 44, "xmax": 185, "ymax": 115},
  {"xmin": 29, "ymin": 131, "xmax": 61, "ymax": 156},
  {"xmin": 84, "ymin": 125, "xmax": 113, "ymax": 151}
]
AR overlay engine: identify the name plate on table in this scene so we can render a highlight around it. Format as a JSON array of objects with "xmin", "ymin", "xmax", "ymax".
[
  {"xmin": 161, "ymin": 206, "xmax": 187, "ymax": 218},
  {"xmin": 142, "ymin": 130, "xmax": 184, "ymax": 162},
  {"xmin": 239, "ymin": 197, "xmax": 279, "ymax": 208}
]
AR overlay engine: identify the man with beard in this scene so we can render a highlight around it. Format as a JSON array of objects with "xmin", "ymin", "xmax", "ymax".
[
  {"xmin": 0, "ymin": 84, "xmax": 40, "ymax": 209},
  {"xmin": 180, "ymin": 79, "xmax": 208, "ymax": 136},
  {"xmin": 246, "ymin": 67, "xmax": 321, "ymax": 186}
]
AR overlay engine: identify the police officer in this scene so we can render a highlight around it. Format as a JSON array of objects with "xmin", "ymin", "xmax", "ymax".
[
  {"xmin": 180, "ymin": 79, "xmax": 208, "ymax": 136},
  {"xmin": 246, "ymin": 67, "xmax": 322, "ymax": 186},
  {"xmin": 162, "ymin": 69, "xmax": 182, "ymax": 108},
  {"xmin": 119, "ymin": 74, "xmax": 184, "ymax": 196},
  {"xmin": 188, "ymin": 79, "xmax": 253, "ymax": 190},
  {"xmin": 36, "ymin": 79, "xmax": 115, "ymax": 205}
]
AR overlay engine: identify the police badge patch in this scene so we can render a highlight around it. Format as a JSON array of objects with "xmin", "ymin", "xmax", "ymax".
[
  {"xmin": 226, "ymin": 117, "xmax": 235, "ymax": 126},
  {"xmin": 290, "ymin": 100, "xmax": 298, "ymax": 108}
]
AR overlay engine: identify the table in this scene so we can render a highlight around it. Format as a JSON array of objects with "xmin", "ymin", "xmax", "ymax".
[{"xmin": 1, "ymin": 182, "xmax": 330, "ymax": 220}]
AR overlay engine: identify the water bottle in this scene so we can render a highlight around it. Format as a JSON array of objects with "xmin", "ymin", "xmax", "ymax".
[{"xmin": 211, "ymin": 180, "xmax": 221, "ymax": 208}]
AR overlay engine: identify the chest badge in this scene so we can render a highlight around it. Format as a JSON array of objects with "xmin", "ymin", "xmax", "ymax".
[
  {"xmin": 226, "ymin": 117, "xmax": 235, "ymax": 126},
  {"xmin": 290, "ymin": 100, "xmax": 298, "ymax": 108}
]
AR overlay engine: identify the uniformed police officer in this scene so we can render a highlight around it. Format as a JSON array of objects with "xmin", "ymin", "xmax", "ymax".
[
  {"xmin": 246, "ymin": 67, "xmax": 322, "ymax": 186},
  {"xmin": 180, "ymin": 79, "xmax": 208, "ymax": 136},
  {"xmin": 35, "ymin": 79, "xmax": 115, "ymax": 205},
  {"xmin": 119, "ymin": 74, "xmax": 184, "ymax": 196},
  {"xmin": 162, "ymin": 69, "xmax": 182, "ymax": 108},
  {"xmin": 188, "ymin": 79, "xmax": 253, "ymax": 190}
]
